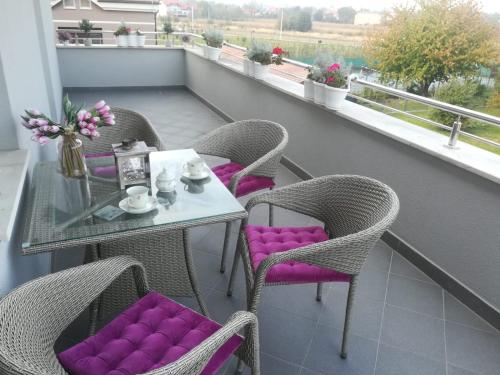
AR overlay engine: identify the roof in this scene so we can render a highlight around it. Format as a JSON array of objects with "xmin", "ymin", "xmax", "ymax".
[{"xmin": 51, "ymin": 0, "xmax": 159, "ymax": 12}]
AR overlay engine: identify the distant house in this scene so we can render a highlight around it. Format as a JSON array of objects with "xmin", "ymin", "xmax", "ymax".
[
  {"xmin": 51, "ymin": 0, "xmax": 159, "ymax": 44},
  {"xmin": 158, "ymin": 0, "xmax": 193, "ymax": 18},
  {"xmin": 354, "ymin": 12, "xmax": 383, "ymax": 25}
]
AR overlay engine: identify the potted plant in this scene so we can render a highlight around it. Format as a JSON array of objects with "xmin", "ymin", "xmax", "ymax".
[
  {"xmin": 308, "ymin": 52, "xmax": 333, "ymax": 105},
  {"xmin": 181, "ymin": 33, "xmax": 191, "ymax": 46},
  {"xmin": 163, "ymin": 19, "xmax": 174, "ymax": 47},
  {"xmin": 114, "ymin": 23, "xmax": 130, "ymax": 47},
  {"xmin": 135, "ymin": 29, "xmax": 146, "ymax": 47},
  {"xmin": 202, "ymin": 29, "xmax": 224, "ymax": 61},
  {"xmin": 79, "ymin": 19, "xmax": 93, "ymax": 46},
  {"xmin": 20, "ymin": 96, "xmax": 115, "ymax": 178},
  {"xmin": 247, "ymin": 40, "xmax": 272, "ymax": 79},
  {"xmin": 57, "ymin": 30, "xmax": 71, "ymax": 46},
  {"xmin": 324, "ymin": 63, "xmax": 350, "ymax": 110}
]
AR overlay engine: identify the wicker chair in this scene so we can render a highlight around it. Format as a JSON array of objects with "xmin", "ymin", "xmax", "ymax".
[
  {"xmin": 193, "ymin": 119, "xmax": 289, "ymax": 273},
  {"xmin": 80, "ymin": 107, "xmax": 166, "ymax": 153},
  {"xmin": 0, "ymin": 256, "xmax": 260, "ymax": 375},
  {"xmin": 226, "ymin": 175, "xmax": 399, "ymax": 358}
]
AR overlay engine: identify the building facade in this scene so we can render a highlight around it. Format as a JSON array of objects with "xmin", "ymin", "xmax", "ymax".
[{"xmin": 51, "ymin": 0, "xmax": 159, "ymax": 44}]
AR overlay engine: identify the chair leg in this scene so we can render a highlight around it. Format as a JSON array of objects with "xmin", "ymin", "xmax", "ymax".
[
  {"xmin": 268, "ymin": 187, "xmax": 274, "ymax": 227},
  {"xmin": 341, "ymin": 276, "xmax": 358, "ymax": 359},
  {"xmin": 220, "ymin": 221, "xmax": 234, "ymax": 273},
  {"xmin": 227, "ymin": 245, "xmax": 241, "ymax": 296},
  {"xmin": 316, "ymin": 283, "xmax": 323, "ymax": 301}
]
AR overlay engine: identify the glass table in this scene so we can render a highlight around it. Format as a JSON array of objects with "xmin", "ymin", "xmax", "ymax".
[{"xmin": 22, "ymin": 149, "xmax": 247, "ymax": 316}]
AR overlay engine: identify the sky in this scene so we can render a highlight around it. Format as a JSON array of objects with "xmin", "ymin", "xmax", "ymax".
[{"xmin": 217, "ymin": 0, "xmax": 500, "ymax": 13}]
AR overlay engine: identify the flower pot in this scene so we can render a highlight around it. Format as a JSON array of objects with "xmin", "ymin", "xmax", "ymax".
[
  {"xmin": 58, "ymin": 133, "xmax": 87, "ymax": 178},
  {"xmin": 304, "ymin": 79, "xmax": 314, "ymax": 100},
  {"xmin": 117, "ymin": 35, "xmax": 128, "ymax": 47},
  {"xmin": 207, "ymin": 46, "xmax": 221, "ymax": 61},
  {"xmin": 84, "ymin": 37, "xmax": 92, "ymax": 47},
  {"xmin": 243, "ymin": 59, "xmax": 252, "ymax": 76},
  {"xmin": 313, "ymin": 82, "xmax": 326, "ymax": 105},
  {"xmin": 128, "ymin": 34, "xmax": 137, "ymax": 47},
  {"xmin": 136, "ymin": 35, "xmax": 146, "ymax": 47},
  {"xmin": 63, "ymin": 40, "xmax": 70, "ymax": 46},
  {"xmin": 254, "ymin": 62, "xmax": 269, "ymax": 80},
  {"xmin": 325, "ymin": 86, "xmax": 349, "ymax": 110}
]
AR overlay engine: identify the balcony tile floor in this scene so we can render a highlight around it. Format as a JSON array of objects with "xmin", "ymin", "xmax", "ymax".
[{"xmin": 63, "ymin": 87, "xmax": 499, "ymax": 375}]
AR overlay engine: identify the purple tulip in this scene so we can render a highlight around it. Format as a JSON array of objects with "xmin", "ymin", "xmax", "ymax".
[
  {"xmin": 94, "ymin": 100, "xmax": 106, "ymax": 110},
  {"xmin": 77, "ymin": 110, "xmax": 86, "ymax": 122},
  {"xmin": 91, "ymin": 116, "xmax": 100, "ymax": 124},
  {"xmin": 21, "ymin": 119, "xmax": 31, "ymax": 129},
  {"xmin": 79, "ymin": 121, "xmax": 88, "ymax": 128},
  {"xmin": 38, "ymin": 136, "xmax": 49, "ymax": 145},
  {"xmin": 28, "ymin": 118, "xmax": 39, "ymax": 127},
  {"xmin": 87, "ymin": 123, "xmax": 96, "ymax": 131},
  {"xmin": 40, "ymin": 125, "xmax": 50, "ymax": 132},
  {"xmin": 80, "ymin": 128, "xmax": 91, "ymax": 136},
  {"xmin": 29, "ymin": 109, "xmax": 41, "ymax": 116},
  {"xmin": 98, "ymin": 105, "xmax": 110, "ymax": 115},
  {"xmin": 37, "ymin": 119, "xmax": 49, "ymax": 126},
  {"xmin": 84, "ymin": 111, "xmax": 92, "ymax": 120},
  {"xmin": 91, "ymin": 130, "xmax": 100, "ymax": 138},
  {"xmin": 104, "ymin": 118, "xmax": 115, "ymax": 125},
  {"xmin": 50, "ymin": 125, "xmax": 60, "ymax": 133}
]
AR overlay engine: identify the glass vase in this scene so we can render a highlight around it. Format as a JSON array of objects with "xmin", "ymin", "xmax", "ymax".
[{"xmin": 58, "ymin": 133, "xmax": 87, "ymax": 178}]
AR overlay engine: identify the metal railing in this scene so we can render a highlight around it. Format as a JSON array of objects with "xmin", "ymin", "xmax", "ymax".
[{"xmin": 53, "ymin": 19, "xmax": 500, "ymax": 150}]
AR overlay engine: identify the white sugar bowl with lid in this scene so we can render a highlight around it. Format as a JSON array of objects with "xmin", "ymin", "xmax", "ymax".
[{"xmin": 156, "ymin": 167, "xmax": 176, "ymax": 192}]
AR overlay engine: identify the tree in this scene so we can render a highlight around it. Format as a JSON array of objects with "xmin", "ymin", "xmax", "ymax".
[
  {"xmin": 364, "ymin": 0, "xmax": 496, "ymax": 96},
  {"xmin": 313, "ymin": 8, "xmax": 324, "ymax": 22},
  {"xmin": 337, "ymin": 7, "xmax": 356, "ymax": 24},
  {"xmin": 282, "ymin": 8, "xmax": 312, "ymax": 32}
]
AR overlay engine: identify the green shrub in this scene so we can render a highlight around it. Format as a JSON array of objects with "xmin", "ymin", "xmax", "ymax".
[{"xmin": 430, "ymin": 80, "xmax": 481, "ymax": 129}]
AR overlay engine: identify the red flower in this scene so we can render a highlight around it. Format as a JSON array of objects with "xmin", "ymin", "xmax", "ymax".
[
  {"xmin": 273, "ymin": 47, "xmax": 284, "ymax": 55},
  {"xmin": 326, "ymin": 76, "xmax": 335, "ymax": 83},
  {"xmin": 327, "ymin": 63, "xmax": 341, "ymax": 72}
]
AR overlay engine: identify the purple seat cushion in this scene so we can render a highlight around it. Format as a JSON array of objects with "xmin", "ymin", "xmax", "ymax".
[
  {"xmin": 212, "ymin": 162, "xmax": 275, "ymax": 197},
  {"xmin": 246, "ymin": 225, "xmax": 352, "ymax": 284},
  {"xmin": 84, "ymin": 152, "xmax": 118, "ymax": 178},
  {"xmin": 58, "ymin": 292, "xmax": 243, "ymax": 375}
]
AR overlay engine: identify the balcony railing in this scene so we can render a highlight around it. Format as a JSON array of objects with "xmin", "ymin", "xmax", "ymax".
[{"xmin": 53, "ymin": 19, "xmax": 500, "ymax": 153}]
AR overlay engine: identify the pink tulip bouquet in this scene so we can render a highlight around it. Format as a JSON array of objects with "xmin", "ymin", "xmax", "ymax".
[{"xmin": 20, "ymin": 95, "xmax": 115, "ymax": 145}]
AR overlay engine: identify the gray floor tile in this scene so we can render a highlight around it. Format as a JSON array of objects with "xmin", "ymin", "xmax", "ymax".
[
  {"xmin": 380, "ymin": 305, "xmax": 445, "ymax": 362},
  {"xmin": 386, "ymin": 274, "xmax": 444, "ymax": 318},
  {"xmin": 355, "ymin": 265, "xmax": 390, "ymax": 302},
  {"xmin": 390, "ymin": 253, "xmax": 434, "ymax": 283},
  {"xmin": 444, "ymin": 292, "xmax": 498, "ymax": 334},
  {"xmin": 319, "ymin": 287, "xmax": 384, "ymax": 341},
  {"xmin": 224, "ymin": 352, "xmax": 302, "ymax": 375},
  {"xmin": 205, "ymin": 289, "xmax": 247, "ymax": 323},
  {"xmin": 445, "ymin": 321, "xmax": 500, "ymax": 375},
  {"xmin": 447, "ymin": 364, "xmax": 483, "ymax": 375},
  {"xmin": 303, "ymin": 324, "xmax": 378, "ymax": 375},
  {"xmin": 375, "ymin": 344, "xmax": 446, "ymax": 375},
  {"xmin": 299, "ymin": 368, "xmax": 325, "ymax": 375},
  {"xmin": 257, "ymin": 304, "xmax": 317, "ymax": 365}
]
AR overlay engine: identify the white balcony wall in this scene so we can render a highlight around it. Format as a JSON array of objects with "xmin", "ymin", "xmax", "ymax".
[
  {"xmin": 57, "ymin": 47, "xmax": 185, "ymax": 88},
  {"xmin": 184, "ymin": 52, "xmax": 500, "ymax": 313},
  {"xmin": 0, "ymin": 0, "xmax": 62, "ymax": 295}
]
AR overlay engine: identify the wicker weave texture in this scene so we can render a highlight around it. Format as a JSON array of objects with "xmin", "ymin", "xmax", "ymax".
[
  {"xmin": 80, "ymin": 107, "xmax": 167, "ymax": 153},
  {"xmin": 0, "ymin": 256, "xmax": 260, "ymax": 375}
]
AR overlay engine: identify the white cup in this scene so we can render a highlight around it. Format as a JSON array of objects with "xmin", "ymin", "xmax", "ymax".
[
  {"xmin": 126, "ymin": 186, "xmax": 149, "ymax": 209},
  {"xmin": 186, "ymin": 157, "xmax": 205, "ymax": 177}
]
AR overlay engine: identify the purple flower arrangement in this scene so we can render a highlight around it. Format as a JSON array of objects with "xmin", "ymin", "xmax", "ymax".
[{"xmin": 20, "ymin": 95, "xmax": 115, "ymax": 145}]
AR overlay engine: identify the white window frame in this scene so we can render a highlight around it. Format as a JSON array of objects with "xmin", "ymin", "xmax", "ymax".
[
  {"xmin": 63, "ymin": 0, "xmax": 76, "ymax": 9},
  {"xmin": 79, "ymin": 0, "xmax": 92, "ymax": 10}
]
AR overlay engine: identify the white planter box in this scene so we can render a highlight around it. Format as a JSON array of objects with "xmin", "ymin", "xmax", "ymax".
[
  {"xmin": 84, "ymin": 38, "xmax": 92, "ymax": 47},
  {"xmin": 254, "ymin": 62, "xmax": 269, "ymax": 80},
  {"xmin": 136, "ymin": 35, "xmax": 146, "ymax": 47},
  {"xmin": 325, "ymin": 86, "xmax": 349, "ymax": 110},
  {"xmin": 128, "ymin": 34, "xmax": 137, "ymax": 47},
  {"xmin": 117, "ymin": 35, "xmax": 128, "ymax": 47},
  {"xmin": 243, "ymin": 59, "xmax": 255, "ymax": 77},
  {"xmin": 313, "ymin": 82, "xmax": 326, "ymax": 105},
  {"xmin": 304, "ymin": 79, "xmax": 314, "ymax": 100},
  {"xmin": 202, "ymin": 45, "xmax": 209, "ymax": 57},
  {"xmin": 207, "ymin": 46, "xmax": 221, "ymax": 61}
]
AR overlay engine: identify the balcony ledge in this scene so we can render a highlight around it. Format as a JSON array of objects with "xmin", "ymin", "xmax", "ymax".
[{"xmin": 185, "ymin": 47, "xmax": 500, "ymax": 185}]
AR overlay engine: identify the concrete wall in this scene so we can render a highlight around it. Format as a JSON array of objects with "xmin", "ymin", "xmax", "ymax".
[
  {"xmin": 0, "ymin": 0, "xmax": 62, "ymax": 296},
  {"xmin": 184, "ymin": 52, "xmax": 500, "ymax": 312},
  {"xmin": 57, "ymin": 47, "xmax": 185, "ymax": 87}
]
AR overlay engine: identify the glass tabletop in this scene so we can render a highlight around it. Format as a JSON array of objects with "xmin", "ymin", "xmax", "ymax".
[{"xmin": 22, "ymin": 149, "xmax": 246, "ymax": 251}]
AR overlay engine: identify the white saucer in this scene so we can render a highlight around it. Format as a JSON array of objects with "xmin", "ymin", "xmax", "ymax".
[
  {"xmin": 119, "ymin": 196, "xmax": 159, "ymax": 214},
  {"xmin": 182, "ymin": 168, "xmax": 210, "ymax": 180}
]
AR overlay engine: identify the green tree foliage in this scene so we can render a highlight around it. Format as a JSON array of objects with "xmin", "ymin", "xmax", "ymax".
[
  {"xmin": 282, "ymin": 7, "xmax": 312, "ymax": 32},
  {"xmin": 337, "ymin": 7, "xmax": 356, "ymax": 24},
  {"xmin": 430, "ymin": 79, "xmax": 481, "ymax": 128},
  {"xmin": 313, "ymin": 9, "xmax": 324, "ymax": 22},
  {"xmin": 365, "ymin": 0, "xmax": 496, "ymax": 97}
]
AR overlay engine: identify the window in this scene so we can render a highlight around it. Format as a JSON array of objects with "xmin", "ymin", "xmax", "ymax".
[
  {"xmin": 63, "ymin": 0, "xmax": 76, "ymax": 9},
  {"xmin": 79, "ymin": 0, "xmax": 91, "ymax": 9}
]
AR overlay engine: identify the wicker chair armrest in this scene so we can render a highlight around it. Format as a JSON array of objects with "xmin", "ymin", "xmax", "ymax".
[{"xmin": 142, "ymin": 311, "xmax": 259, "ymax": 375}]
